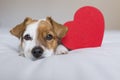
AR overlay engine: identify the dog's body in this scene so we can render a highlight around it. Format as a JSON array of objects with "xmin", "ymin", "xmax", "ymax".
[{"xmin": 10, "ymin": 17, "xmax": 68, "ymax": 60}]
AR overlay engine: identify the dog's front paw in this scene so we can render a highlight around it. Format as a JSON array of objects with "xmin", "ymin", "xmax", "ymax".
[
  {"xmin": 55, "ymin": 45, "xmax": 68, "ymax": 55},
  {"xmin": 18, "ymin": 45, "xmax": 25, "ymax": 57}
]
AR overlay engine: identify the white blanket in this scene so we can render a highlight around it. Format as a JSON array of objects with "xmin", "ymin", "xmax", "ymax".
[{"xmin": 0, "ymin": 29, "xmax": 120, "ymax": 80}]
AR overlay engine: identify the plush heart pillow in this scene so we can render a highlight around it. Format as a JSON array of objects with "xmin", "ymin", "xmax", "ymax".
[{"xmin": 62, "ymin": 6, "xmax": 105, "ymax": 50}]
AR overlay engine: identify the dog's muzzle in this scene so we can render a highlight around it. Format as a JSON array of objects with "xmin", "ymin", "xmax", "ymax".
[{"xmin": 31, "ymin": 46, "xmax": 44, "ymax": 58}]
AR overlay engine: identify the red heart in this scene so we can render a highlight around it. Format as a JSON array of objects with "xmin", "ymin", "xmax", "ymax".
[{"xmin": 62, "ymin": 6, "xmax": 105, "ymax": 50}]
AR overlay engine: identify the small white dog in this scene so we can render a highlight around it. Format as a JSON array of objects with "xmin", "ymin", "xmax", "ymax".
[{"xmin": 10, "ymin": 17, "xmax": 69, "ymax": 60}]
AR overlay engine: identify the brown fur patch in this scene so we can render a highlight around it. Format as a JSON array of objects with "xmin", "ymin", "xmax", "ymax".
[
  {"xmin": 10, "ymin": 17, "xmax": 37, "ymax": 39},
  {"xmin": 37, "ymin": 21, "xmax": 58, "ymax": 51},
  {"xmin": 46, "ymin": 17, "xmax": 68, "ymax": 39}
]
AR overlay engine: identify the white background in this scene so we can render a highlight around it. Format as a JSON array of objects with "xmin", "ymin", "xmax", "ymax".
[{"xmin": 0, "ymin": 0, "xmax": 120, "ymax": 30}]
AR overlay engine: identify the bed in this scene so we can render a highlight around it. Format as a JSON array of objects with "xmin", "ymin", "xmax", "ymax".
[{"xmin": 0, "ymin": 28, "xmax": 120, "ymax": 80}]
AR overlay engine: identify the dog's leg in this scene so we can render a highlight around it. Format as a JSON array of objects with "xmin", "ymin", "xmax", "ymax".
[
  {"xmin": 55, "ymin": 45, "xmax": 68, "ymax": 55},
  {"xmin": 18, "ymin": 45, "xmax": 25, "ymax": 57}
]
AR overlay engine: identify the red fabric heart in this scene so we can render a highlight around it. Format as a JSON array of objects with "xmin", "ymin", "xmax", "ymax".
[{"xmin": 62, "ymin": 6, "xmax": 105, "ymax": 50}]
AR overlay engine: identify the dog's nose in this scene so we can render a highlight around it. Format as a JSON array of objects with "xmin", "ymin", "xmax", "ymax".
[{"xmin": 32, "ymin": 46, "xmax": 43, "ymax": 58}]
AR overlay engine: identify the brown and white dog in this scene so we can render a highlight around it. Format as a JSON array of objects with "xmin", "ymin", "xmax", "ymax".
[{"xmin": 10, "ymin": 17, "xmax": 68, "ymax": 60}]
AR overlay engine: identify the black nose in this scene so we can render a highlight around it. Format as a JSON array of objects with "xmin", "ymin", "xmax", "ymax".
[{"xmin": 31, "ymin": 46, "xmax": 43, "ymax": 58}]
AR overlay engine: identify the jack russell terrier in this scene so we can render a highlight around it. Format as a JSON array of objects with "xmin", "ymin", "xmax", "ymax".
[{"xmin": 10, "ymin": 17, "xmax": 69, "ymax": 60}]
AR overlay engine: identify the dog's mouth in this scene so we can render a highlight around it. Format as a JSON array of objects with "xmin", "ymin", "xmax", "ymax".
[
  {"xmin": 32, "ymin": 56, "xmax": 45, "ymax": 61},
  {"xmin": 23, "ymin": 46, "xmax": 54, "ymax": 60}
]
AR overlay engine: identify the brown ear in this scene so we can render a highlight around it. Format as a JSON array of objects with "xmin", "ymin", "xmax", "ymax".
[
  {"xmin": 46, "ymin": 17, "xmax": 68, "ymax": 39},
  {"xmin": 10, "ymin": 17, "xmax": 32, "ymax": 39}
]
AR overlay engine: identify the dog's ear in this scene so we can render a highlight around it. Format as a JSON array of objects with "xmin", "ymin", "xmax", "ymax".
[
  {"xmin": 10, "ymin": 17, "xmax": 32, "ymax": 39},
  {"xmin": 46, "ymin": 17, "xmax": 68, "ymax": 39}
]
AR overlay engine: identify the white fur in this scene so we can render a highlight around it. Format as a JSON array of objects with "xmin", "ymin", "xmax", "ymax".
[
  {"xmin": 22, "ymin": 20, "xmax": 40, "ymax": 60},
  {"xmin": 55, "ymin": 45, "xmax": 68, "ymax": 55}
]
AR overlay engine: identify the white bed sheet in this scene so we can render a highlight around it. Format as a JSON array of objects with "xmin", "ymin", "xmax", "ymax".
[{"xmin": 0, "ymin": 29, "xmax": 120, "ymax": 80}]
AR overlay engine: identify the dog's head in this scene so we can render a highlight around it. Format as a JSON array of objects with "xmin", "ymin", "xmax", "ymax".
[{"xmin": 10, "ymin": 17, "xmax": 68, "ymax": 60}]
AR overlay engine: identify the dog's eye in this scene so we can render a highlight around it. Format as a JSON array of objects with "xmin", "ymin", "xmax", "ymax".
[
  {"xmin": 23, "ymin": 34, "xmax": 32, "ymax": 40},
  {"xmin": 46, "ymin": 34, "xmax": 53, "ymax": 40}
]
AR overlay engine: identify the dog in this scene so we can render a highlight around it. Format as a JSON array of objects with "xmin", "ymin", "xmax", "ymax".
[{"xmin": 10, "ymin": 17, "xmax": 69, "ymax": 60}]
